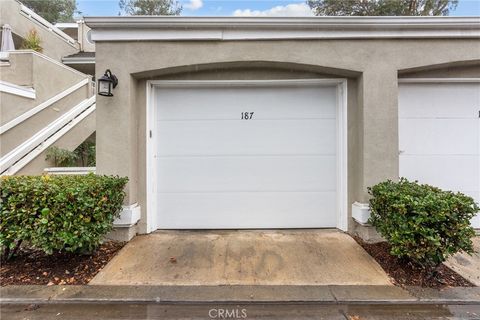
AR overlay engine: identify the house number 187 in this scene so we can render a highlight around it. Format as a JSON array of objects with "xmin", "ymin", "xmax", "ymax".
[{"xmin": 241, "ymin": 112, "xmax": 254, "ymax": 120}]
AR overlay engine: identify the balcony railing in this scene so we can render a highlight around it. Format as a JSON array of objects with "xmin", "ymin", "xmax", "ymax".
[{"xmin": 19, "ymin": 3, "xmax": 77, "ymax": 46}]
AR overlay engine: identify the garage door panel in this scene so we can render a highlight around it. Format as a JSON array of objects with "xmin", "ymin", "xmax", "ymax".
[
  {"xmin": 400, "ymin": 155, "xmax": 479, "ymax": 192},
  {"xmin": 156, "ymin": 86, "xmax": 337, "ymax": 120},
  {"xmin": 157, "ymin": 192, "xmax": 337, "ymax": 229},
  {"xmin": 158, "ymin": 156, "xmax": 336, "ymax": 192},
  {"xmin": 472, "ymin": 215, "xmax": 480, "ymax": 229},
  {"xmin": 460, "ymin": 191, "xmax": 480, "ymax": 203},
  {"xmin": 399, "ymin": 82, "xmax": 480, "ymax": 229},
  {"xmin": 157, "ymin": 119, "xmax": 336, "ymax": 156},
  {"xmin": 154, "ymin": 81, "xmax": 339, "ymax": 229},
  {"xmin": 399, "ymin": 83, "xmax": 480, "ymax": 119},
  {"xmin": 399, "ymin": 119, "xmax": 478, "ymax": 155}
]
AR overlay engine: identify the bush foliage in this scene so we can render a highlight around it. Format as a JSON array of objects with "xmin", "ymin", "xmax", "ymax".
[
  {"xmin": 0, "ymin": 174, "xmax": 128, "ymax": 258},
  {"xmin": 46, "ymin": 146, "xmax": 78, "ymax": 167},
  {"xmin": 21, "ymin": 29, "xmax": 43, "ymax": 52},
  {"xmin": 368, "ymin": 178, "xmax": 478, "ymax": 268},
  {"xmin": 46, "ymin": 141, "xmax": 96, "ymax": 167}
]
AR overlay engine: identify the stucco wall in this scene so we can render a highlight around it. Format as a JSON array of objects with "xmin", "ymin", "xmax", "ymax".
[
  {"xmin": 94, "ymin": 39, "xmax": 480, "ymax": 233},
  {"xmin": 78, "ymin": 21, "xmax": 95, "ymax": 52},
  {"xmin": 0, "ymin": 52, "xmax": 32, "ymax": 87}
]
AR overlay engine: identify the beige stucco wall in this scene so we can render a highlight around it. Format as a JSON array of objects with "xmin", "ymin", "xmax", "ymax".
[
  {"xmin": 0, "ymin": 52, "xmax": 32, "ymax": 87},
  {"xmin": 78, "ymin": 21, "xmax": 95, "ymax": 53},
  {"xmin": 94, "ymin": 39, "xmax": 480, "ymax": 233}
]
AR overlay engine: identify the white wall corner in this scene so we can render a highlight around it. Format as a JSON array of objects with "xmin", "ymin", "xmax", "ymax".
[
  {"xmin": 114, "ymin": 203, "xmax": 141, "ymax": 227},
  {"xmin": 352, "ymin": 202, "xmax": 371, "ymax": 225}
]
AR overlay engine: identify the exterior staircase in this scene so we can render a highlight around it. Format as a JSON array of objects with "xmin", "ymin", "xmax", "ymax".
[
  {"xmin": 0, "ymin": 0, "xmax": 79, "ymax": 62},
  {"xmin": 0, "ymin": 50, "xmax": 96, "ymax": 175}
]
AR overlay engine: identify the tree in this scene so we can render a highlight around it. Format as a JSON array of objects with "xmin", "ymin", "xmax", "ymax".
[
  {"xmin": 307, "ymin": 0, "xmax": 458, "ymax": 16},
  {"xmin": 21, "ymin": 0, "xmax": 77, "ymax": 23},
  {"xmin": 119, "ymin": 0, "xmax": 182, "ymax": 15}
]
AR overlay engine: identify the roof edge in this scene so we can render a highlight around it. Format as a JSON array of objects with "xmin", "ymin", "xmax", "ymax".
[
  {"xmin": 84, "ymin": 16, "xmax": 480, "ymax": 41},
  {"xmin": 84, "ymin": 16, "xmax": 480, "ymax": 28}
]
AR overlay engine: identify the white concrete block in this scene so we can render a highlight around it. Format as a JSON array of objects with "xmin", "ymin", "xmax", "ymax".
[
  {"xmin": 352, "ymin": 202, "xmax": 371, "ymax": 225},
  {"xmin": 114, "ymin": 203, "xmax": 141, "ymax": 227}
]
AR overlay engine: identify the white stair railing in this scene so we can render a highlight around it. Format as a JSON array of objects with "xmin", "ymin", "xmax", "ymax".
[
  {"xmin": 0, "ymin": 96, "xmax": 96, "ymax": 175},
  {"xmin": 0, "ymin": 80, "xmax": 36, "ymax": 99},
  {"xmin": 19, "ymin": 4, "xmax": 77, "ymax": 46},
  {"xmin": 0, "ymin": 78, "xmax": 89, "ymax": 134}
]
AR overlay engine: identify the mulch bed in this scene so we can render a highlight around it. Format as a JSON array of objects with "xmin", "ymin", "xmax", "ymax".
[
  {"xmin": 353, "ymin": 236, "xmax": 474, "ymax": 288},
  {"xmin": 0, "ymin": 241, "xmax": 124, "ymax": 286}
]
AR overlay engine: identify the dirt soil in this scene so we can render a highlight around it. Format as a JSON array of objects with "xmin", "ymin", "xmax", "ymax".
[
  {"xmin": 353, "ymin": 236, "xmax": 475, "ymax": 288},
  {"xmin": 1, "ymin": 241, "xmax": 124, "ymax": 286}
]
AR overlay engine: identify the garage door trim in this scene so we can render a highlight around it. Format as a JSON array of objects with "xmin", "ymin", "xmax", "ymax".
[
  {"xmin": 145, "ymin": 79, "xmax": 348, "ymax": 232},
  {"xmin": 398, "ymin": 78, "xmax": 480, "ymax": 84}
]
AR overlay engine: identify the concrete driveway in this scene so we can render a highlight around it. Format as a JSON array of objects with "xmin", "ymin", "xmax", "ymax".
[
  {"xmin": 91, "ymin": 230, "xmax": 392, "ymax": 286},
  {"xmin": 445, "ymin": 237, "xmax": 480, "ymax": 286}
]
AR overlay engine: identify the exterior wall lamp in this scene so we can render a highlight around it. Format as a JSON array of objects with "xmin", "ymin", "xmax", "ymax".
[{"xmin": 98, "ymin": 69, "xmax": 118, "ymax": 97}]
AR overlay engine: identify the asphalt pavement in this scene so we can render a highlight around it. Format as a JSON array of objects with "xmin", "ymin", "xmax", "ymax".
[{"xmin": 3, "ymin": 302, "xmax": 480, "ymax": 320}]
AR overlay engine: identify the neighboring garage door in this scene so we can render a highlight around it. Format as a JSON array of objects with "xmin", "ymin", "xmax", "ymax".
[
  {"xmin": 153, "ymin": 80, "xmax": 341, "ymax": 229},
  {"xmin": 399, "ymin": 81, "xmax": 480, "ymax": 228}
]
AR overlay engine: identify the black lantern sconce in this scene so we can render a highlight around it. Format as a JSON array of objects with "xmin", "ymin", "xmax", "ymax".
[{"xmin": 98, "ymin": 69, "xmax": 118, "ymax": 97}]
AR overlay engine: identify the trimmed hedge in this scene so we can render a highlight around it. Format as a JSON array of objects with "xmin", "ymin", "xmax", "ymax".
[
  {"xmin": 368, "ymin": 178, "xmax": 478, "ymax": 268},
  {"xmin": 0, "ymin": 174, "xmax": 128, "ymax": 257}
]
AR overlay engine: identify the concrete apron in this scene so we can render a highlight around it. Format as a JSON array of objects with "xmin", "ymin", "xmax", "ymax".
[
  {"xmin": 90, "ymin": 230, "xmax": 392, "ymax": 286},
  {"xmin": 445, "ymin": 237, "xmax": 480, "ymax": 286}
]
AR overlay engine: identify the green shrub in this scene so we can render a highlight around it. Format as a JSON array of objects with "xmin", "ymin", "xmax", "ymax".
[
  {"xmin": 46, "ymin": 146, "xmax": 78, "ymax": 167},
  {"xmin": 368, "ymin": 178, "xmax": 478, "ymax": 268},
  {"xmin": 46, "ymin": 141, "xmax": 96, "ymax": 167},
  {"xmin": 74, "ymin": 140, "xmax": 96, "ymax": 167},
  {"xmin": 21, "ymin": 29, "xmax": 43, "ymax": 52},
  {"xmin": 0, "ymin": 174, "xmax": 128, "ymax": 259}
]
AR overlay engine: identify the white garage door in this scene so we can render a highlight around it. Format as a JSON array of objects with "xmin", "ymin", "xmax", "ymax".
[
  {"xmin": 399, "ymin": 81, "xmax": 480, "ymax": 228},
  {"xmin": 153, "ymin": 80, "xmax": 341, "ymax": 229}
]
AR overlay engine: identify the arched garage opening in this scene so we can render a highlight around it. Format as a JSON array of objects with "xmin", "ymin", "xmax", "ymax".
[{"xmin": 138, "ymin": 61, "xmax": 356, "ymax": 232}]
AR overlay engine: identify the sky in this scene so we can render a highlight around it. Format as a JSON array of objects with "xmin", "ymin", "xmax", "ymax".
[{"xmin": 76, "ymin": 0, "xmax": 480, "ymax": 17}]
